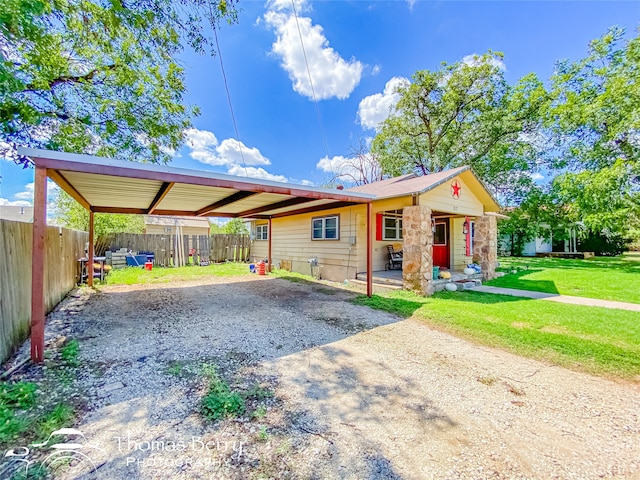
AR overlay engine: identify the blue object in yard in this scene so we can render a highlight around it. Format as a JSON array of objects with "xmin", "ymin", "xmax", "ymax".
[
  {"xmin": 432, "ymin": 266, "xmax": 440, "ymax": 280},
  {"xmin": 139, "ymin": 251, "xmax": 155, "ymax": 263},
  {"xmin": 126, "ymin": 255, "xmax": 148, "ymax": 267},
  {"xmin": 249, "ymin": 264, "xmax": 256, "ymax": 273}
]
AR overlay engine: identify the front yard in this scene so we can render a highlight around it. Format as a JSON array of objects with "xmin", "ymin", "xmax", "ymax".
[{"xmin": 485, "ymin": 254, "xmax": 640, "ymax": 303}]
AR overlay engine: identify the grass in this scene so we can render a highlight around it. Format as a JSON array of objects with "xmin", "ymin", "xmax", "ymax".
[
  {"xmin": 105, "ymin": 262, "xmax": 251, "ymax": 285},
  {"xmin": 353, "ymin": 289, "xmax": 640, "ymax": 379},
  {"xmin": 485, "ymin": 255, "xmax": 640, "ymax": 304}
]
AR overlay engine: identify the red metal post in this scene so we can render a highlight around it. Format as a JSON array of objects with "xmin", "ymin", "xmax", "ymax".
[
  {"xmin": 88, "ymin": 210, "xmax": 94, "ymax": 287},
  {"xmin": 366, "ymin": 203, "xmax": 372, "ymax": 297},
  {"xmin": 267, "ymin": 218, "xmax": 272, "ymax": 272},
  {"xmin": 30, "ymin": 166, "xmax": 47, "ymax": 363}
]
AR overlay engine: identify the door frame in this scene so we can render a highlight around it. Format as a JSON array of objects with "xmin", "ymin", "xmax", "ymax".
[{"xmin": 432, "ymin": 218, "xmax": 450, "ymax": 269}]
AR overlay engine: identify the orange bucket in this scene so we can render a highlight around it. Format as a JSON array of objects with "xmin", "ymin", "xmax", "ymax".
[
  {"xmin": 257, "ymin": 261, "xmax": 266, "ymax": 275},
  {"xmin": 144, "ymin": 261, "xmax": 153, "ymax": 271}
]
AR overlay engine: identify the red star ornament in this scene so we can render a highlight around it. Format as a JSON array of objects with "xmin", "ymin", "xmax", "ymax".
[{"xmin": 451, "ymin": 180, "xmax": 461, "ymax": 199}]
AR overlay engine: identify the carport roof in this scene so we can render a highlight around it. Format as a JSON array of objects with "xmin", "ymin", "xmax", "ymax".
[{"xmin": 18, "ymin": 147, "xmax": 375, "ymax": 218}]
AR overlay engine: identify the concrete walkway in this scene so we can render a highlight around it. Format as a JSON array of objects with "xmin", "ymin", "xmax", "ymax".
[{"xmin": 472, "ymin": 285, "xmax": 640, "ymax": 312}]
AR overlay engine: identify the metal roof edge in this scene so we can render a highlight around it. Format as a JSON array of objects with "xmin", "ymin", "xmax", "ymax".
[{"xmin": 18, "ymin": 147, "xmax": 376, "ymax": 201}]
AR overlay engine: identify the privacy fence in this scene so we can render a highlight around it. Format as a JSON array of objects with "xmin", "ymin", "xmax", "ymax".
[
  {"xmin": 0, "ymin": 220, "xmax": 87, "ymax": 363},
  {"xmin": 95, "ymin": 233, "xmax": 251, "ymax": 265}
]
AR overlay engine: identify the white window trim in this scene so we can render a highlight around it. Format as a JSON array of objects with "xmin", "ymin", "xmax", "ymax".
[
  {"xmin": 311, "ymin": 215, "xmax": 340, "ymax": 241},
  {"xmin": 382, "ymin": 215, "xmax": 403, "ymax": 241},
  {"xmin": 256, "ymin": 224, "xmax": 268, "ymax": 241}
]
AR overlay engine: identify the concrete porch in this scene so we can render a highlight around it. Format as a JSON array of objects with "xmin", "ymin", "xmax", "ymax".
[{"xmin": 354, "ymin": 269, "xmax": 483, "ymax": 293}]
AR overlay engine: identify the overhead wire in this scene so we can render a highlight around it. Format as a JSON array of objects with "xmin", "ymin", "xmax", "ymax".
[
  {"xmin": 290, "ymin": 0, "xmax": 332, "ymax": 165},
  {"xmin": 212, "ymin": 20, "xmax": 248, "ymax": 176}
]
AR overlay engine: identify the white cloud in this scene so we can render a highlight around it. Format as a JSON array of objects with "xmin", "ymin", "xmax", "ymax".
[
  {"xmin": 227, "ymin": 165, "xmax": 288, "ymax": 183},
  {"xmin": 13, "ymin": 181, "xmax": 59, "ymax": 202},
  {"xmin": 299, "ymin": 179, "xmax": 314, "ymax": 186},
  {"xmin": 406, "ymin": 0, "xmax": 417, "ymax": 10},
  {"xmin": 530, "ymin": 172, "xmax": 544, "ymax": 181},
  {"xmin": 216, "ymin": 139, "xmax": 271, "ymax": 167},
  {"xmin": 461, "ymin": 53, "xmax": 506, "ymax": 71},
  {"xmin": 0, "ymin": 198, "xmax": 32, "ymax": 206},
  {"xmin": 185, "ymin": 129, "xmax": 270, "ymax": 167},
  {"xmin": 357, "ymin": 77, "xmax": 410, "ymax": 130},
  {"xmin": 264, "ymin": 3, "xmax": 363, "ymax": 100},
  {"xmin": 316, "ymin": 155, "xmax": 375, "ymax": 183}
]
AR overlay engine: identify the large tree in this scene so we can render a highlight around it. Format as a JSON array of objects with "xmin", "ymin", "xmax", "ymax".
[
  {"xmin": 1, "ymin": 0, "xmax": 237, "ymax": 167},
  {"xmin": 371, "ymin": 52, "xmax": 549, "ymax": 204},
  {"xmin": 545, "ymin": 27, "xmax": 640, "ymax": 237}
]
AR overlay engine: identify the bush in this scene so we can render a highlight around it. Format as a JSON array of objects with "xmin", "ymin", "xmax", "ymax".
[
  {"xmin": 578, "ymin": 232, "xmax": 631, "ymax": 256},
  {"xmin": 200, "ymin": 367, "xmax": 245, "ymax": 421}
]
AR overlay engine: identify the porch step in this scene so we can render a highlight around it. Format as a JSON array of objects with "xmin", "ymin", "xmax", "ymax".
[{"xmin": 355, "ymin": 272, "xmax": 403, "ymax": 287}]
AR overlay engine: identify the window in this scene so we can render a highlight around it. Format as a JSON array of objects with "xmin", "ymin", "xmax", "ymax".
[
  {"xmin": 256, "ymin": 224, "xmax": 268, "ymax": 240},
  {"xmin": 164, "ymin": 227, "xmax": 173, "ymax": 233},
  {"xmin": 434, "ymin": 222, "xmax": 447, "ymax": 245},
  {"xmin": 312, "ymin": 215, "xmax": 339, "ymax": 240},
  {"xmin": 383, "ymin": 216, "xmax": 403, "ymax": 241}
]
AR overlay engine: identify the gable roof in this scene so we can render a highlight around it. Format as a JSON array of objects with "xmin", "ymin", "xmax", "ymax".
[{"xmin": 348, "ymin": 166, "xmax": 500, "ymax": 211}]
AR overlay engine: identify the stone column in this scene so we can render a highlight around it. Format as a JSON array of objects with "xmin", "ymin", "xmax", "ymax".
[
  {"xmin": 402, "ymin": 206, "xmax": 435, "ymax": 296},
  {"xmin": 473, "ymin": 215, "xmax": 498, "ymax": 280}
]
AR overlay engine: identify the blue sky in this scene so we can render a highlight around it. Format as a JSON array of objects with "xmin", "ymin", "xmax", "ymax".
[{"xmin": 1, "ymin": 0, "xmax": 639, "ymax": 208}]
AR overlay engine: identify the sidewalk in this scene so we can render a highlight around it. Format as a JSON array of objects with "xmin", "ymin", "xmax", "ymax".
[{"xmin": 472, "ymin": 285, "xmax": 640, "ymax": 312}]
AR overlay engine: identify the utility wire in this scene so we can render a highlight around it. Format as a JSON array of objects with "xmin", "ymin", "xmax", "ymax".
[
  {"xmin": 212, "ymin": 23, "xmax": 248, "ymax": 176},
  {"xmin": 291, "ymin": 0, "xmax": 332, "ymax": 163}
]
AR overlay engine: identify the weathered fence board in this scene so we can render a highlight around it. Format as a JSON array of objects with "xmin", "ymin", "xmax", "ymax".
[
  {"xmin": 0, "ymin": 220, "xmax": 87, "ymax": 363},
  {"xmin": 95, "ymin": 233, "xmax": 250, "ymax": 265}
]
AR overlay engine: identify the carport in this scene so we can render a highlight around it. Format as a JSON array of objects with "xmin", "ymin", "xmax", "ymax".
[{"xmin": 19, "ymin": 147, "xmax": 375, "ymax": 363}]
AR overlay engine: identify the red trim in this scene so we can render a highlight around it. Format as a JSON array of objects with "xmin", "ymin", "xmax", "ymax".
[
  {"xmin": 376, "ymin": 213, "xmax": 382, "ymax": 241},
  {"xmin": 465, "ymin": 216, "xmax": 471, "ymax": 256},
  {"xmin": 367, "ymin": 204, "xmax": 372, "ymax": 297}
]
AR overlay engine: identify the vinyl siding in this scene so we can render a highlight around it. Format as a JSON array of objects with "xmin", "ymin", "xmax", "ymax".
[{"xmin": 419, "ymin": 175, "xmax": 484, "ymax": 216}]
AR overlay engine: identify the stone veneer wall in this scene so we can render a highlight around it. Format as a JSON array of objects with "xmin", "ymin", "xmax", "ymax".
[
  {"xmin": 402, "ymin": 206, "xmax": 435, "ymax": 296},
  {"xmin": 473, "ymin": 215, "xmax": 498, "ymax": 280}
]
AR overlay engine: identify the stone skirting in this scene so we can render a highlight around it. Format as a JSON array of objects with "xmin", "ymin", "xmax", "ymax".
[
  {"xmin": 473, "ymin": 215, "xmax": 498, "ymax": 280},
  {"xmin": 402, "ymin": 206, "xmax": 435, "ymax": 296}
]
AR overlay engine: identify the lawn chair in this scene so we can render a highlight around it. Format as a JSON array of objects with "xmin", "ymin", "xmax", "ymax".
[{"xmin": 386, "ymin": 244, "xmax": 403, "ymax": 270}]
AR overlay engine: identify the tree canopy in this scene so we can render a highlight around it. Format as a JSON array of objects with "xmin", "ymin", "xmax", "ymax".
[
  {"xmin": 371, "ymin": 52, "xmax": 549, "ymax": 204},
  {"xmin": 1, "ymin": 0, "xmax": 237, "ymax": 167}
]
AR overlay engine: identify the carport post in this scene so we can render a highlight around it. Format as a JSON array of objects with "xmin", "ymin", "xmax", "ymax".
[
  {"xmin": 366, "ymin": 202, "xmax": 372, "ymax": 297},
  {"xmin": 30, "ymin": 165, "xmax": 47, "ymax": 363},
  {"xmin": 88, "ymin": 210, "xmax": 95, "ymax": 287},
  {"xmin": 267, "ymin": 218, "xmax": 272, "ymax": 272}
]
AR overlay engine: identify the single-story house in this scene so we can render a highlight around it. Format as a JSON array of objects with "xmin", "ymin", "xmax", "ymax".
[
  {"xmin": 143, "ymin": 215, "xmax": 210, "ymax": 236},
  {"xmin": 250, "ymin": 165, "xmax": 501, "ymax": 295},
  {"xmin": 499, "ymin": 224, "xmax": 580, "ymax": 257},
  {"xmin": 0, "ymin": 205, "xmax": 34, "ymax": 223}
]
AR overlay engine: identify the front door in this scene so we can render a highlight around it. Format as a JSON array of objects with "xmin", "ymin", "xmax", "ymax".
[{"xmin": 432, "ymin": 219, "xmax": 450, "ymax": 269}]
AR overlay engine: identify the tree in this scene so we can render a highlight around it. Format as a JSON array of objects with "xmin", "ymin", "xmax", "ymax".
[
  {"xmin": 1, "ymin": 0, "xmax": 237, "ymax": 167},
  {"xmin": 323, "ymin": 137, "xmax": 385, "ymax": 187},
  {"xmin": 371, "ymin": 52, "xmax": 549, "ymax": 204},
  {"xmin": 544, "ymin": 27, "xmax": 640, "ymax": 241},
  {"xmin": 54, "ymin": 191, "xmax": 144, "ymax": 236},
  {"xmin": 223, "ymin": 218, "xmax": 248, "ymax": 234}
]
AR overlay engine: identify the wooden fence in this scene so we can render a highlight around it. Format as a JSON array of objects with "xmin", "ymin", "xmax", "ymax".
[
  {"xmin": 95, "ymin": 233, "xmax": 251, "ymax": 265},
  {"xmin": 0, "ymin": 220, "xmax": 87, "ymax": 363}
]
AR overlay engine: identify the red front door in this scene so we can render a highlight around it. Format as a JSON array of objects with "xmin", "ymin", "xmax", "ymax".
[{"xmin": 432, "ymin": 219, "xmax": 450, "ymax": 269}]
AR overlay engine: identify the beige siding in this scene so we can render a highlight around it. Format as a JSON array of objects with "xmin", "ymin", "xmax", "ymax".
[
  {"xmin": 144, "ymin": 225, "xmax": 209, "ymax": 236},
  {"xmin": 251, "ymin": 205, "xmax": 365, "ymax": 281},
  {"xmin": 451, "ymin": 217, "xmax": 474, "ymax": 271},
  {"xmin": 419, "ymin": 175, "xmax": 484, "ymax": 216},
  {"xmin": 356, "ymin": 197, "xmax": 414, "ymax": 273}
]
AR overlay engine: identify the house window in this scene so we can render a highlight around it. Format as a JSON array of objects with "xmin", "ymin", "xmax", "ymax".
[
  {"xmin": 383, "ymin": 216, "xmax": 403, "ymax": 240},
  {"xmin": 312, "ymin": 215, "xmax": 339, "ymax": 240},
  {"xmin": 164, "ymin": 227, "xmax": 173, "ymax": 233},
  {"xmin": 256, "ymin": 224, "xmax": 268, "ymax": 240},
  {"xmin": 434, "ymin": 222, "xmax": 447, "ymax": 245}
]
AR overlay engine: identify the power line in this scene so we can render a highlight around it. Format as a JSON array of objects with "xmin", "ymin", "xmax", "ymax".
[
  {"xmin": 291, "ymin": 0, "xmax": 332, "ymax": 162},
  {"xmin": 212, "ymin": 23, "xmax": 248, "ymax": 176}
]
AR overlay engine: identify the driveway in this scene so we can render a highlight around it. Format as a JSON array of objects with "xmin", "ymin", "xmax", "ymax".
[{"xmin": 44, "ymin": 275, "xmax": 639, "ymax": 479}]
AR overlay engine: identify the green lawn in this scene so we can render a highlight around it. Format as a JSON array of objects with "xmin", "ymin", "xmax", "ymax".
[
  {"xmin": 104, "ymin": 262, "xmax": 250, "ymax": 285},
  {"xmin": 353, "ymin": 289, "xmax": 640, "ymax": 379},
  {"xmin": 485, "ymin": 254, "xmax": 640, "ymax": 304}
]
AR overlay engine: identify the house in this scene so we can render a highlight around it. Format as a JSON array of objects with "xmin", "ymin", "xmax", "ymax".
[
  {"xmin": 0, "ymin": 205, "xmax": 34, "ymax": 223},
  {"xmin": 499, "ymin": 224, "xmax": 581, "ymax": 257},
  {"xmin": 143, "ymin": 215, "xmax": 210, "ymax": 236},
  {"xmin": 250, "ymin": 166, "xmax": 501, "ymax": 296}
]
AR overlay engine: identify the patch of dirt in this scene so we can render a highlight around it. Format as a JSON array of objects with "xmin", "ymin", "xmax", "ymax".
[{"xmin": 8, "ymin": 274, "xmax": 640, "ymax": 479}]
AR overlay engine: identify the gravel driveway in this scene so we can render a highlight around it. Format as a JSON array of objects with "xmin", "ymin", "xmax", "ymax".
[{"xmin": 43, "ymin": 274, "xmax": 639, "ymax": 479}]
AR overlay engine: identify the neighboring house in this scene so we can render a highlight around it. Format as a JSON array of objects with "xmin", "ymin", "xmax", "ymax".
[
  {"xmin": 500, "ymin": 224, "xmax": 579, "ymax": 257},
  {"xmin": 0, "ymin": 205, "xmax": 34, "ymax": 223},
  {"xmin": 250, "ymin": 166, "xmax": 501, "ymax": 296},
  {"xmin": 143, "ymin": 215, "xmax": 210, "ymax": 236}
]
